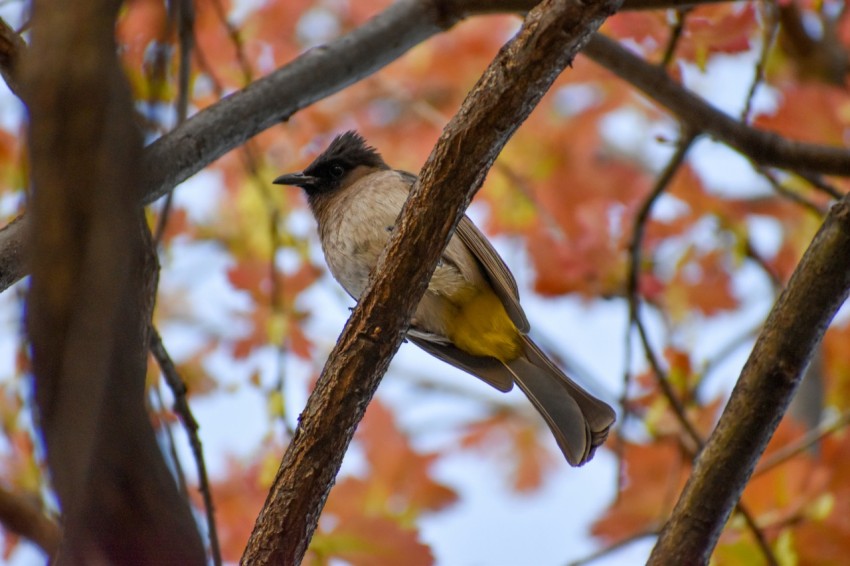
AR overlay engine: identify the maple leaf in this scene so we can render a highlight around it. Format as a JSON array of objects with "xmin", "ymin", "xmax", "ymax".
[
  {"xmin": 460, "ymin": 411, "xmax": 558, "ymax": 492},
  {"xmin": 307, "ymin": 515, "xmax": 433, "ymax": 566},
  {"xmin": 663, "ymin": 247, "xmax": 739, "ymax": 320},
  {"xmin": 304, "ymin": 401, "xmax": 455, "ymax": 564},
  {"xmin": 592, "ymin": 438, "xmax": 690, "ymax": 543},
  {"xmin": 199, "ymin": 443, "xmax": 289, "ymax": 563}
]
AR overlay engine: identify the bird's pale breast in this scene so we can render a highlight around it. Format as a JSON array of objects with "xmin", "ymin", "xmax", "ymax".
[
  {"xmin": 314, "ymin": 170, "xmax": 487, "ymax": 338},
  {"xmin": 317, "ymin": 170, "xmax": 409, "ymax": 299}
]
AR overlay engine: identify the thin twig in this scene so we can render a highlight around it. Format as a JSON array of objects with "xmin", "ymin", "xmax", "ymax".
[
  {"xmin": 625, "ymin": 129, "xmax": 779, "ymax": 566},
  {"xmin": 756, "ymin": 166, "xmax": 827, "ymax": 217},
  {"xmin": 152, "ymin": 384, "xmax": 190, "ymax": 499},
  {"xmin": 744, "ymin": 237, "xmax": 783, "ymax": 294},
  {"xmin": 567, "ymin": 529, "xmax": 659, "ymax": 566},
  {"xmin": 696, "ymin": 321, "xmax": 762, "ymax": 395},
  {"xmin": 191, "ymin": 16, "xmax": 293, "ymax": 435},
  {"xmin": 209, "ymin": 0, "xmax": 253, "ymax": 84},
  {"xmin": 626, "ymin": 129, "xmax": 701, "ymax": 446},
  {"xmin": 741, "ymin": 1, "xmax": 779, "ymax": 123},
  {"xmin": 154, "ymin": 0, "xmax": 196, "ymax": 244},
  {"xmin": 242, "ymin": 141, "xmax": 295, "ymax": 437},
  {"xmin": 150, "ymin": 328, "xmax": 222, "ymax": 566},
  {"xmin": 797, "ymin": 171, "xmax": 844, "ymax": 200},
  {"xmin": 755, "ymin": 410, "xmax": 850, "ymax": 476},
  {"xmin": 0, "ymin": 17, "xmax": 24, "ymax": 98},
  {"xmin": 0, "ymin": 484, "xmax": 60, "ymax": 557},
  {"xmin": 616, "ymin": 316, "xmax": 632, "ymax": 497},
  {"xmin": 660, "ymin": 8, "xmax": 690, "ymax": 69}
]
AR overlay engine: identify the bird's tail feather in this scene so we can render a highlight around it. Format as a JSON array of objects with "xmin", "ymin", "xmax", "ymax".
[{"xmin": 505, "ymin": 336, "xmax": 616, "ymax": 466}]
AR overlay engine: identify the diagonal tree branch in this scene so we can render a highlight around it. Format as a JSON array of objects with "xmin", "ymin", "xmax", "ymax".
[
  {"xmin": 582, "ymin": 34, "xmax": 850, "ymax": 176},
  {"xmin": 241, "ymin": 0, "xmax": 622, "ymax": 563},
  {"xmin": 647, "ymin": 194, "xmax": 850, "ymax": 564},
  {"xmin": 150, "ymin": 328, "xmax": 222, "ymax": 566},
  {"xmin": 0, "ymin": 485, "xmax": 60, "ymax": 558},
  {"xmin": 0, "ymin": 17, "xmax": 24, "ymax": 98}
]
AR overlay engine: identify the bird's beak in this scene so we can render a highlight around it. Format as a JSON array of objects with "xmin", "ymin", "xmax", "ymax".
[{"xmin": 273, "ymin": 172, "xmax": 320, "ymax": 189}]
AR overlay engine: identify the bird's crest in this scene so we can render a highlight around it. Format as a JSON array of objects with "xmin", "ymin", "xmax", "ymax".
[{"xmin": 306, "ymin": 130, "xmax": 387, "ymax": 173}]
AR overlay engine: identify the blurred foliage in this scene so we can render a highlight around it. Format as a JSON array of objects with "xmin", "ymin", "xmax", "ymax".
[{"xmin": 0, "ymin": 0, "xmax": 849, "ymax": 563}]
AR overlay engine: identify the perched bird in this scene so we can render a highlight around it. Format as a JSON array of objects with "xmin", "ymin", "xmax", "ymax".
[{"xmin": 274, "ymin": 131, "xmax": 615, "ymax": 466}]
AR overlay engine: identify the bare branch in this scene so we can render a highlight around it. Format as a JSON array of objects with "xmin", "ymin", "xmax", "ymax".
[
  {"xmin": 582, "ymin": 34, "xmax": 850, "ymax": 176},
  {"xmin": 648, "ymin": 195, "xmax": 850, "ymax": 564},
  {"xmin": 567, "ymin": 529, "xmax": 658, "ymax": 566},
  {"xmin": 626, "ymin": 130, "xmax": 701, "ymax": 446},
  {"xmin": 153, "ymin": 0, "xmax": 195, "ymax": 244},
  {"xmin": 151, "ymin": 328, "xmax": 222, "ymax": 566},
  {"xmin": 0, "ymin": 485, "xmax": 60, "ymax": 558},
  {"xmin": 625, "ymin": 130, "xmax": 779, "ymax": 565},
  {"xmin": 741, "ymin": 1, "xmax": 779, "ymax": 123},
  {"xmin": 0, "ymin": 17, "xmax": 24, "ymax": 98},
  {"xmin": 23, "ymin": 0, "xmax": 204, "ymax": 560},
  {"xmin": 241, "ymin": 0, "xmax": 622, "ymax": 563}
]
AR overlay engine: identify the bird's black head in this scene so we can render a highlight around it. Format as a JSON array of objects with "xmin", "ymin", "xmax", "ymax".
[{"xmin": 273, "ymin": 131, "xmax": 388, "ymax": 196}]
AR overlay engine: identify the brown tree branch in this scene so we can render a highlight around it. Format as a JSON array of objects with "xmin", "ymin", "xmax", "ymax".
[
  {"xmin": 627, "ymin": 130, "xmax": 701, "ymax": 445},
  {"xmin": 0, "ymin": 215, "xmax": 26, "ymax": 292},
  {"xmin": 153, "ymin": 0, "xmax": 195, "ymax": 244},
  {"xmin": 647, "ymin": 195, "xmax": 850, "ymax": 564},
  {"xmin": 582, "ymin": 34, "xmax": 850, "ymax": 176},
  {"xmin": 0, "ymin": 485, "xmax": 60, "ymax": 558},
  {"xmin": 22, "ymin": 0, "xmax": 204, "ymax": 561},
  {"xmin": 150, "ymin": 328, "xmax": 222, "ymax": 566},
  {"xmin": 241, "ymin": 0, "xmax": 622, "ymax": 563},
  {"xmin": 625, "ymin": 129, "xmax": 778, "ymax": 565},
  {"xmin": 778, "ymin": 0, "xmax": 849, "ymax": 85},
  {"xmin": 0, "ymin": 17, "xmax": 24, "ymax": 98}
]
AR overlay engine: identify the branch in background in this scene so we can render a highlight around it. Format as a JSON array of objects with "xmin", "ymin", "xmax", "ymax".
[
  {"xmin": 741, "ymin": 1, "xmax": 779, "ymax": 123},
  {"xmin": 0, "ymin": 215, "xmax": 26, "ymax": 292},
  {"xmin": 0, "ymin": 18, "xmax": 23, "ymax": 98},
  {"xmin": 659, "ymin": 7, "xmax": 690, "ymax": 69},
  {"xmin": 648, "ymin": 195, "xmax": 850, "ymax": 564},
  {"xmin": 754, "ymin": 409, "xmax": 850, "ymax": 477},
  {"xmin": 756, "ymin": 166, "xmax": 828, "ymax": 217},
  {"xmin": 23, "ymin": 0, "xmax": 204, "ymax": 560},
  {"xmin": 241, "ymin": 0, "xmax": 622, "ymax": 562},
  {"xmin": 0, "ymin": 485, "xmax": 60, "ymax": 558},
  {"xmin": 777, "ymin": 0, "xmax": 849, "ymax": 85},
  {"xmin": 150, "ymin": 328, "xmax": 222, "ymax": 566},
  {"xmin": 626, "ymin": 130, "xmax": 701, "ymax": 447},
  {"xmin": 566, "ymin": 529, "xmax": 659, "ymax": 566},
  {"xmin": 623, "ymin": 129, "xmax": 779, "ymax": 565},
  {"xmin": 582, "ymin": 34, "xmax": 850, "ymax": 176},
  {"xmin": 153, "ymin": 0, "xmax": 195, "ymax": 244}
]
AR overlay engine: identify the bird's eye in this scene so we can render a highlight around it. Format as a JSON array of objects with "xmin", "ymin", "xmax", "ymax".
[{"xmin": 330, "ymin": 164, "xmax": 345, "ymax": 179}]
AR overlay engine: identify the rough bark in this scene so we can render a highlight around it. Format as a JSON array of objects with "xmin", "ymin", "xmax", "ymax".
[
  {"xmin": 648, "ymin": 196, "xmax": 850, "ymax": 564},
  {"xmin": 23, "ymin": 0, "xmax": 204, "ymax": 562},
  {"xmin": 241, "ymin": 0, "xmax": 621, "ymax": 563}
]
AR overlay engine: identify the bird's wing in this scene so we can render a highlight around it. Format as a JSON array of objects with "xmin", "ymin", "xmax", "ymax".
[
  {"xmin": 396, "ymin": 169, "xmax": 529, "ymax": 333},
  {"xmin": 454, "ymin": 216, "xmax": 529, "ymax": 333},
  {"xmin": 406, "ymin": 330, "xmax": 514, "ymax": 392}
]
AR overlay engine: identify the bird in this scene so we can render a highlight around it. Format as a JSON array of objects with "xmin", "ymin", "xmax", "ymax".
[{"xmin": 274, "ymin": 131, "xmax": 615, "ymax": 466}]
